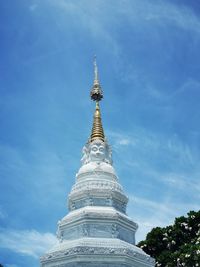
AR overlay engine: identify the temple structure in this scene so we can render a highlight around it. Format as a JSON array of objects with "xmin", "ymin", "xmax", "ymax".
[{"xmin": 40, "ymin": 60, "xmax": 155, "ymax": 267}]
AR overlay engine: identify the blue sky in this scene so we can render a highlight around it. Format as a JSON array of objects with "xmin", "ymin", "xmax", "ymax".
[{"xmin": 0, "ymin": 0, "xmax": 200, "ymax": 266}]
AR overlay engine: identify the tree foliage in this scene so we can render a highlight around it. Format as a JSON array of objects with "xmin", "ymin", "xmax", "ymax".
[{"xmin": 138, "ymin": 210, "xmax": 200, "ymax": 267}]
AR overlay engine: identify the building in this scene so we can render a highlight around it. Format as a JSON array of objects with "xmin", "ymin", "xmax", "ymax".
[{"xmin": 40, "ymin": 60, "xmax": 155, "ymax": 267}]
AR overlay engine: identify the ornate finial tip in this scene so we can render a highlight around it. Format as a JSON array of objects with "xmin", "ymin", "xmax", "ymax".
[
  {"xmin": 90, "ymin": 88, "xmax": 103, "ymax": 101},
  {"xmin": 90, "ymin": 56, "xmax": 103, "ymax": 101}
]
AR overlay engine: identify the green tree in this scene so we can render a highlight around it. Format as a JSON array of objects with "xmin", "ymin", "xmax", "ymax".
[{"xmin": 138, "ymin": 210, "xmax": 200, "ymax": 267}]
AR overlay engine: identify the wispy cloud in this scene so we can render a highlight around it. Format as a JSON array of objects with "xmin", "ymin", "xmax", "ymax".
[
  {"xmin": 108, "ymin": 128, "xmax": 198, "ymax": 169},
  {"xmin": 107, "ymin": 127, "xmax": 200, "ymax": 242},
  {"xmin": 109, "ymin": 128, "xmax": 200, "ymax": 197},
  {"xmin": 107, "ymin": 131, "xmax": 134, "ymax": 149},
  {"xmin": 118, "ymin": 0, "xmax": 200, "ymax": 34},
  {"xmin": 46, "ymin": 0, "xmax": 200, "ymax": 70},
  {"xmin": 48, "ymin": 0, "xmax": 121, "ymax": 56},
  {"xmin": 143, "ymin": 1, "xmax": 200, "ymax": 34},
  {"xmin": 0, "ymin": 143, "xmax": 70, "ymax": 206},
  {"xmin": 131, "ymin": 195, "xmax": 200, "ymax": 217},
  {"xmin": 0, "ymin": 228, "xmax": 57, "ymax": 258},
  {"xmin": 160, "ymin": 172, "xmax": 200, "ymax": 195},
  {"xmin": 1, "ymin": 0, "xmax": 199, "ymax": 259},
  {"xmin": 118, "ymin": 138, "xmax": 131, "ymax": 146},
  {"xmin": 128, "ymin": 195, "xmax": 200, "ymax": 242},
  {"xmin": 49, "ymin": 0, "xmax": 200, "ymax": 35}
]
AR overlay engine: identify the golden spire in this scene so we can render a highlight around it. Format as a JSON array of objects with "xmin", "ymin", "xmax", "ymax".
[
  {"xmin": 90, "ymin": 101, "xmax": 105, "ymax": 142},
  {"xmin": 90, "ymin": 58, "xmax": 105, "ymax": 142}
]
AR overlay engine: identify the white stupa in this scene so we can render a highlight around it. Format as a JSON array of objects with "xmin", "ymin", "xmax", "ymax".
[{"xmin": 40, "ymin": 59, "xmax": 155, "ymax": 267}]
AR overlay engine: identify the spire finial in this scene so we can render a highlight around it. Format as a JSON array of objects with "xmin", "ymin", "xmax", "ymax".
[
  {"xmin": 90, "ymin": 56, "xmax": 103, "ymax": 102},
  {"xmin": 94, "ymin": 55, "xmax": 98, "ymax": 82}
]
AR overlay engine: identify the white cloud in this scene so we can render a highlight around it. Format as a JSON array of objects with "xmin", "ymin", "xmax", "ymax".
[
  {"xmin": 49, "ymin": 0, "xmax": 200, "ymax": 35},
  {"xmin": 108, "ymin": 128, "xmax": 200, "ymax": 199},
  {"xmin": 128, "ymin": 195, "xmax": 175, "ymax": 242},
  {"xmin": 160, "ymin": 172, "xmax": 200, "ymax": 196},
  {"xmin": 0, "ymin": 142, "xmax": 69, "ymax": 206},
  {"xmin": 118, "ymin": 138, "xmax": 131, "ymax": 146},
  {"xmin": 128, "ymin": 195, "xmax": 200, "ymax": 242},
  {"xmin": 131, "ymin": 195, "xmax": 200, "ymax": 216},
  {"xmin": 146, "ymin": 1, "xmax": 200, "ymax": 34},
  {"xmin": 107, "ymin": 131, "xmax": 136, "ymax": 149},
  {"xmin": 117, "ymin": 0, "xmax": 200, "ymax": 34},
  {"xmin": 40, "ymin": 0, "xmax": 200, "ymax": 92},
  {"xmin": 0, "ymin": 228, "xmax": 57, "ymax": 258},
  {"xmin": 48, "ymin": 0, "xmax": 120, "ymax": 56},
  {"xmin": 107, "ymin": 128, "xmax": 200, "ymax": 242},
  {"xmin": 108, "ymin": 128, "xmax": 197, "ymax": 168}
]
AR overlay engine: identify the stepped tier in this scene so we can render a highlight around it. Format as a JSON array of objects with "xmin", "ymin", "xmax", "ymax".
[
  {"xmin": 68, "ymin": 166, "xmax": 128, "ymax": 213},
  {"xmin": 41, "ymin": 237, "xmax": 155, "ymax": 267},
  {"xmin": 57, "ymin": 206, "xmax": 138, "ymax": 244},
  {"xmin": 41, "ymin": 140, "xmax": 155, "ymax": 267}
]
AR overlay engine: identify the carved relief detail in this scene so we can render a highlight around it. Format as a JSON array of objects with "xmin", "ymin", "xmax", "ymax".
[
  {"xmin": 41, "ymin": 246, "xmax": 155, "ymax": 265},
  {"xmin": 112, "ymin": 224, "xmax": 119, "ymax": 238},
  {"xmin": 82, "ymin": 225, "xmax": 89, "ymax": 237}
]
